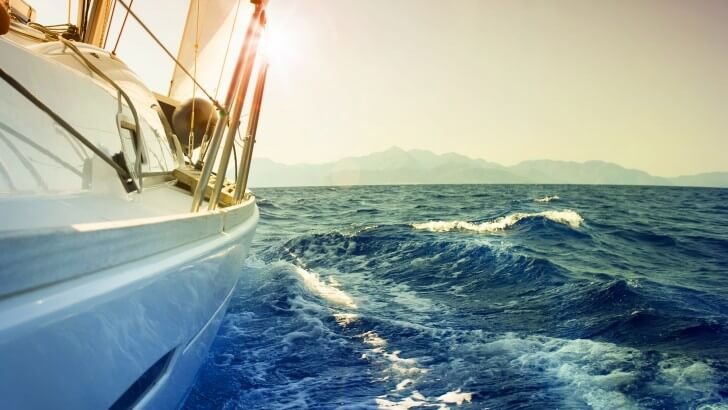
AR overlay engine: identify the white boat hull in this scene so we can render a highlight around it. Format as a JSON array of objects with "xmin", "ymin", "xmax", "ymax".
[
  {"xmin": 0, "ymin": 201, "xmax": 258, "ymax": 409},
  {"xmin": 1, "ymin": 7, "xmax": 265, "ymax": 407}
]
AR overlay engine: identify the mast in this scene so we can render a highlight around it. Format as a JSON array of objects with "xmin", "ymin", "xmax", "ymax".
[
  {"xmin": 83, "ymin": 0, "xmax": 113, "ymax": 47},
  {"xmin": 75, "ymin": 0, "xmax": 113, "ymax": 47},
  {"xmin": 76, "ymin": 0, "xmax": 87, "ymax": 38},
  {"xmin": 207, "ymin": 4, "xmax": 266, "ymax": 210},
  {"xmin": 232, "ymin": 59, "xmax": 268, "ymax": 202},
  {"xmin": 190, "ymin": 0, "xmax": 267, "ymax": 212}
]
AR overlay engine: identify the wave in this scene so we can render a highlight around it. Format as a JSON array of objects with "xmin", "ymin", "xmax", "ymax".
[
  {"xmin": 535, "ymin": 195, "xmax": 560, "ymax": 203},
  {"xmin": 277, "ymin": 226, "xmax": 571, "ymax": 295},
  {"xmin": 188, "ymin": 257, "xmax": 727, "ymax": 409},
  {"xmin": 293, "ymin": 266, "xmax": 357, "ymax": 309},
  {"xmin": 612, "ymin": 227, "xmax": 678, "ymax": 247},
  {"xmin": 501, "ymin": 334, "xmax": 725, "ymax": 409},
  {"xmin": 412, "ymin": 210, "xmax": 584, "ymax": 233},
  {"xmin": 189, "ymin": 185, "xmax": 728, "ymax": 409},
  {"xmin": 256, "ymin": 197, "xmax": 281, "ymax": 209}
]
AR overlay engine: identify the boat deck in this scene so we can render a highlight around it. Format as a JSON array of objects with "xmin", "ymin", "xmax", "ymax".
[{"xmin": 0, "ymin": 181, "xmax": 196, "ymax": 232}]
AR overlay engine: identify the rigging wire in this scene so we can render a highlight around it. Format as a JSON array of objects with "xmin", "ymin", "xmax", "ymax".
[
  {"xmin": 102, "ymin": 0, "xmax": 117, "ymax": 49},
  {"xmin": 0, "ymin": 68, "xmax": 133, "ymax": 187},
  {"xmin": 57, "ymin": 36, "xmax": 145, "ymax": 190},
  {"xmin": 187, "ymin": 0, "xmax": 200, "ymax": 160},
  {"xmin": 198, "ymin": 0, "xmax": 242, "ymax": 166},
  {"xmin": 233, "ymin": 127, "xmax": 244, "ymax": 179},
  {"xmin": 81, "ymin": 0, "xmax": 91, "ymax": 39},
  {"xmin": 114, "ymin": 0, "xmax": 219, "ymax": 108},
  {"xmin": 112, "ymin": 0, "xmax": 133, "ymax": 55},
  {"xmin": 231, "ymin": 113, "xmax": 251, "ymax": 180},
  {"xmin": 232, "ymin": 134, "xmax": 238, "ymax": 180},
  {"xmin": 215, "ymin": 0, "xmax": 242, "ymax": 99}
]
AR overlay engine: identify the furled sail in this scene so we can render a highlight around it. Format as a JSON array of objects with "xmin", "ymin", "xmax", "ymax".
[{"xmin": 168, "ymin": 0, "xmax": 253, "ymax": 103}]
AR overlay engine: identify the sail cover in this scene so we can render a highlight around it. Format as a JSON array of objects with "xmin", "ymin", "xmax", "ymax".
[{"xmin": 169, "ymin": 0, "xmax": 252, "ymax": 103}]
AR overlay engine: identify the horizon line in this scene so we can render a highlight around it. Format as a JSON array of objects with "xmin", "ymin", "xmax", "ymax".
[{"xmin": 252, "ymin": 146, "xmax": 728, "ymax": 178}]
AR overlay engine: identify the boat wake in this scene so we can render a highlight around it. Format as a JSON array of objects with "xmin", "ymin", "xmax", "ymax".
[
  {"xmin": 412, "ymin": 210, "xmax": 584, "ymax": 233},
  {"xmin": 285, "ymin": 257, "xmax": 474, "ymax": 409}
]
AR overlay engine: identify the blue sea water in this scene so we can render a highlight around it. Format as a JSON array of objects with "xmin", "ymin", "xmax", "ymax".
[{"xmin": 182, "ymin": 185, "xmax": 728, "ymax": 409}]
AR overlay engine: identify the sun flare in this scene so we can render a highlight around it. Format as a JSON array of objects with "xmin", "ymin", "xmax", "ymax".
[{"xmin": 260, "ymin": 22, "xmax": 297, "ymax": 67}]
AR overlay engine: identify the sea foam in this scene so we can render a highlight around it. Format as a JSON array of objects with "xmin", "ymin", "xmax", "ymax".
[
  {"xmin": 294, "ymin": 266, "xmax": 357, "ymax": 308},
  {"xmin": 412, "ymin": 209, "xmax": 584, "ymax": 233},
  {"xmin": 438, "ymin": 389, "xmax": 473, "ymax": 405},
  {"xmin": 483, "ymin": 332, "xmax": 724, "ymax": 409},
  {"xmin": 535, "ymin": 195, "xmax": 560, "ymax": 203}
]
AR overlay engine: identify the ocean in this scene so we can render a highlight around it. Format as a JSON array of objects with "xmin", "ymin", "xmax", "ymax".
[{"xmin": 182, "ymin": 184, "xmax": 728, "ymax": 409}]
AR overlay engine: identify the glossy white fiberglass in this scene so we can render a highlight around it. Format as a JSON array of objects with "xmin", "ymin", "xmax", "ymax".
[{"xmin": 0, "ymin": 30, "xmax": 259, "ymax": 409}]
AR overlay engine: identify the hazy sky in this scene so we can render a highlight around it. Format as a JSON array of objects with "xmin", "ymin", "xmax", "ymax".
[{"xmin": 32, "ymin": 0, "xmax": 728, "ymax": 176}]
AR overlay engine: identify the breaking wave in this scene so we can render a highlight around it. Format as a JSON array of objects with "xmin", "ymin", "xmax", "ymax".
[
  {"xmin": 185, "ymin": 185, "xmax": 728, "ymax": 409},
  {"xmin": 293, "ymin": 265, "xmax": 357, "ymax": 309},
  {"xmin": 412, "ymin": 209, "xmax": 584, "ymax": 233},
  {"xmin": 535, "ymin": 195, "xmax": 560, "ymax": 203}
]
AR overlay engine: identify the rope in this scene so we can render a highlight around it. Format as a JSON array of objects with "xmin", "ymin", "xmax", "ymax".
[{"xmin": 112, "ymin": 0, "xmax": 133, "ymax": 55}]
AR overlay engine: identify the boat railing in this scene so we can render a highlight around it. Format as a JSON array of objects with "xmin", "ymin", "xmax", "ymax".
[
  {"xmin": 1, "ymin": 18, "xmax": 146, "ymax": 192},
  {"xmin": 188, "ymin": 0, "xmax": 268, "ymax": 212},
  {"xmin": 233, "ymin": 59, "xmax": 269, "ymax": 203},
  {"xmin": 0, "ymin": 67, "xmax": 137, "ymax": 192},
  {"xmin": 115, "ymin": 0, "xmax": 270, "ymax": 212},
  {"xmin": 205, "ymin": 3, "xmax": 266, "ymax": 211},
  {"xmin": 55, "ymin": 36, "xmax": 146, "ymax": 191},
  {"xmin": 3, "ymin": 0, "xmax": 269, "ymax": 209}
]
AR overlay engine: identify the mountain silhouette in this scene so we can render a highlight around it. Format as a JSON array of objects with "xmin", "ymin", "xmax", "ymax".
[{"xmin": 248, "ymin": 147, "xmax": 728, "ymax": 188}]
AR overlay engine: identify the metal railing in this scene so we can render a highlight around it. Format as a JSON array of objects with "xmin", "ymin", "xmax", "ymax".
[
  {"xmin": 3, "ymin": 21, "xmax": 146, "ymax": 192},
  {"xmin": 112, "ymin": 0, "xmax": 271, "ymax": 210},
  {"xmin": 233, "ymin": 59, "xmax": 269, "ymax": 202},
  {"xmin": 56, "ymin": 36, "xmax": 145, "ymax": 191},
  {"xmin": 191, "ymin": 0, "xmax": 269, "ymax": 212},
  {"xmin": 204, "ymin": 3, "xmax": 265, "ymax": 211}
]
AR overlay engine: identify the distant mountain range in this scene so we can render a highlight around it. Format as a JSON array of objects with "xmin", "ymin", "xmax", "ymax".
[{"xmin": 248, "ymin": 147, "xmax": 728, "ymax": 188}]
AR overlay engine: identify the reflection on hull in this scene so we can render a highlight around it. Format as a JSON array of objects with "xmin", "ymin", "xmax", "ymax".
[{"xmin": 0, "ymin": 206, "xmax": 258, "ymax": 409}]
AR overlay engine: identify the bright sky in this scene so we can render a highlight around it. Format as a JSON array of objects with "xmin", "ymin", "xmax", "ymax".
[{"xmin": 31, "ymin": 0, "xmax": 728, "ymax": 176}]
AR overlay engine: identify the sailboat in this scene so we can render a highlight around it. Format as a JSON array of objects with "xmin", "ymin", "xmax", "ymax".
[{"xmin": 0, "ymin": 0, "xmax": 268, "ymax": 407}]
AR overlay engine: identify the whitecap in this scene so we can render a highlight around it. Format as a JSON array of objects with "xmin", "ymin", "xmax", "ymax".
[
  {"xmin": 294, "ymin": 266, "xmax": 357, "ymax": 308},
  {"xmin": 396, "ymin": 379, "xmax": 415, "ymax": 391},
  {"xmin": 654, "ymin": 357, "xmax": 722, "ymax": 401},
  {"xmin": 361, "ymin": 330, "xmax": 388, "ymax": 347},
  {"xmin": 478, "ymin": 332, "xmax": 726, "ymax": 409},
  {"xmin": 412, "ymin": 210, "xmax": 584, "ymax": 233},
  {"xmin": 333, "ymin": 312, "xmax": 359, "ymax": 327},
  {"xmin": 437, "ymin": 389, "xmax": 473, "ymax": 405},
  {"xmin": 697, "ymin": 404, "xmax": 728, "ymax": 410},
  {"xmin": 535, "ymin": 195, "xmax": 560, "ymax": 203},
  {"xmin": 375, "ymin": 396, "xmax": 426, "ymax": 409},
  {"xmin": 505, "ymin": 335, "xmax": 641, "ymax": 409}
]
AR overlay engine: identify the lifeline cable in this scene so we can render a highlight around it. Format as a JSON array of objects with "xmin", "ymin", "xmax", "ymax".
[{"xmin": 0, "ymin": 68, "xmax": 134, "ymax": 188}]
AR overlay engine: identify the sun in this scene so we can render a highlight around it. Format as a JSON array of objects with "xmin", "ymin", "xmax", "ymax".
[{"xmin": 260, "ymin": 22, "xmax": 296, "ymax": 67}]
